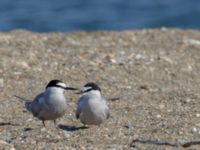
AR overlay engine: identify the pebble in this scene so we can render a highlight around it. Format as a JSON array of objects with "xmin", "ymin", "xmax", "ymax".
[
  {"xmin": 179, "ymin": 131, "xmax": 183, "ymax": 135},
  {"xmin": 159, "ymin": 104, "xmax": 165, "ymax": 109},
  {"xmin": 196, "ymin": 113, "xmax": 200, "ymax": 118},
  {"xmin": 192, "ymin": 127, "xmax": 197, "ymax": 133},
  {"xmin": 186, "ymin": 39, "xmax": 200, "ymax": 46},
  {"xmin": 182, "ymin": 98, "xmax": 191, "ymax": 104},
  {"xmin": 156, "ymin": 114, "xmax": 162, "ymax": 118},
  {"xmin": 13, "ymin": 72, "xmax": 22, "ymax": 75},
  {"xmin": 24, "ymin": 128, "xmax": 32, "ymax": 132},
  {"xmin": 135, "ymin": 54, "xmax": 143, "ymax": 60},
  {"xmin": 63, "ymin": 132, "xmax": 70, "ymax": 138},
  {"xmin": 0, "ymin": 140, "xmax": 8, "ymax": 145},
  {"xmin": 103, "ymin": 54, "xmax": 117, "ymax": 65},
  {"xmin": 16, "ymin": 61, "xmax": 30, "ymax": 69},
  {"xmin": 125, "ymin": 86, "xmax": 132, "ymax": 90},
  {"xmin": 27, "ymin": 118, "xmax": 33, "ymax": 122},
  {"xmin": 31, "ymin": 140, "xmax": 37, "ymax": 144},
  {"xmin": 167, "ymin": 109, "xmax": 173, "ymax": 113},
  {"xmin": 161, "ymin": 56, "xmax": 174, "ymax": 64},
  {"xmin": 41, "ymin": 127, "xmax": 46, "ymax": 132},
  {"xmin": 123, "ymin": 125, "xmax": 130, "ymax": 129}
]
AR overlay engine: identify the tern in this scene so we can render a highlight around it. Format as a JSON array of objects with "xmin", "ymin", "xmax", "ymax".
[
  {"xmin": 15, "ymin": 79, "xmax": 78, "ymax": 127},
  {"xmin": 76, "ymin": 82, "xmax": 110, "ymax": 126}
]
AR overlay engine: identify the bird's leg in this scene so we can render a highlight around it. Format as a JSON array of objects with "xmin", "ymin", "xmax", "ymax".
[{"xmin": 42, "ymin": 120, "xmax": 46, "ymax": 127}]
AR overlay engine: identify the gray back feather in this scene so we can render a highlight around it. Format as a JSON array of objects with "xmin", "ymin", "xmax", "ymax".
[{"xmin": 25, "ymin": 92, "xmax": 44, "ymax": 117}]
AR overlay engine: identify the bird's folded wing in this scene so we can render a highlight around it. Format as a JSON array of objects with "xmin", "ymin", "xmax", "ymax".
[
  {"xmin": 26, "ymin": 93, "xmax": 44, "ymax": 117},
  {"xmin": 76, "ymin": 95, "xmax": 86, "ymax": 119}
]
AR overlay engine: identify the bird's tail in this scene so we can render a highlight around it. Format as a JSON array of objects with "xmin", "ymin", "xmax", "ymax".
[
  {"xmin": 13, "ymin": 95, "xmax": 29, "ymax": 102},
  {"xmin": 13, "ymin": 95, "xmax": 32, "ymax": 112},
  {"xmin": 25, "ymin": 101, "xmax": 32, "ymax": 112}
]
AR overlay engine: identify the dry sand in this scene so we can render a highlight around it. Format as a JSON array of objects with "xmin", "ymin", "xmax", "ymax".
[{"xmin": 1, "ymin": 29, "xmax": 200, "ymax": 149}]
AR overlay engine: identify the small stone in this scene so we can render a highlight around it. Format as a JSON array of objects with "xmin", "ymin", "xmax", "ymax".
[
  {"xmin": 14, "ymin": 72, "xmax": 22, "ymax": 75},
  {"xmin": 186, "ymin": 39, "xmax": 200, "ymax": 46},
  {"xmin": 31, "ymin": 140, "xmax": 37, "ymax": 144},
  {"xmin": 179, "ymin": 131, "xmax": 183, "ymax": 135},
  {"xmin": 110, "ymin": 97, "xmax": 120, "ymax": 101},
  {"xmin": 17, "ymin": 61, "xmax": 30, "ymax": 69},
  {"xmin": 0, "ymin": 140, "xmax": 8, "ymax": 145},
  {"xmin": 27, "ymin": 118, "xmax": 33, "ymax": 122},
  {"xmin": 24, "ymin": 128, "xmax": 32, "ymax": 131},
  {"xmin": 159, "ymin": 104, "xmax": 165, "ymax": 109},
  {"xmin": 126, "ymin": 86, "xmax": 132, "ymax": 90},
  {"xmin": 63, "ymin": 132, "xmax": 70, "ymax": 138},
  {"xmin": 123, "ymin": 125, "xmax": 130, "ymax": 129},
  {"xmin": 161, "ymin": 56, "xmax": 174, "ymax": 64},
  {"xmin": 110, "ymin": 58, "xmax": 117, "ymax": 64},
  {"xmin": 139, "ymin": 85, "xmax": 148, "ymax": 90},
  {"xmin": 185, "ymin": 98, "xmax": 191, "ymax": 103},
  {"xmin": 167, "ymin": 109, "xmax": 173, "ymax": 113},
  {"xmin": 187, "ymin": 65, "xmax": 193, "ymax": 72},
  {"xmin": 192, "ymin": 127, "xmax": 197, "ymax": 133},
  {"xmin": 135, "ymin": 54, "xmax": 143, "ymax": 60},
  {"xmin": 41, "ymin": 127, "xmax": 46, "ymax": 132},
  {"xmin": 196, "ymin": 114, "xmax": 200, "ymax": 118},
  {"xmin": 104, "ymin": 54, "xmax": 117, "ymax": 65},
  {"xmin": 156, "ymin": 114, "xmax": 161, "ymax": 118}
]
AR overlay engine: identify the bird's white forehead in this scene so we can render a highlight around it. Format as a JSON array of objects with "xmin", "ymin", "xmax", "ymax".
[
  {"xmin": 83, "ymin": 86, "xmax": 92, "ymax": 92},
  {"xmin": 56, "ymin": 82, "xmax": 67, "ymax": 88}
]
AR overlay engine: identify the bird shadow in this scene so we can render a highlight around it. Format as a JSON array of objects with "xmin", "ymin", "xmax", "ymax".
[
  {"xmin": 58, "ymin": 124, "xmax": 88, "ymax": 132},
  {"xmin": 0, "ymin": 122, "xmax": 19, "ymax": 126}
]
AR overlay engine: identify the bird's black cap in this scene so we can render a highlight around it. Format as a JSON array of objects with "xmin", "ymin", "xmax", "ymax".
[
  {"xmin": 46, "ymin": 80, "xmax": 63, "ymax": 89},
  {"xmin": 46, "ymin": 79, "xmax": 78, "ymax": 90},
  {"xmin": 75, "ymin": 82, "xmax": 101, "ymax": 94},
  {"xmin": 84, "ymin": 82, "xmax": 101, "ymax": 91}
]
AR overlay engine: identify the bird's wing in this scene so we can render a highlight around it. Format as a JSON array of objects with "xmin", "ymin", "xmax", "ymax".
[
  {"xmin": 25, "ymin": 92, "xmax": 44, "ymax": 117},
  {"xmin": 76, "ymin": 95, "xmax": 86, "ymax": 119},
  {"xmin": 101, "ymin": 96, "xmax": 110, "ymax": 119}
]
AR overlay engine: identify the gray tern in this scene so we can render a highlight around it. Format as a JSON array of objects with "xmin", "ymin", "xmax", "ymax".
[
  {"xmin": 15, "ymin": 79, "xmax": 78, "ymax": 127},
  {"xmin": 76, "ymin": 82, "xmax": 110, "ymax": 126}
]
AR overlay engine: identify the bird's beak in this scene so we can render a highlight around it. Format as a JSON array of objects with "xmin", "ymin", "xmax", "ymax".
[
  {"xmin": 65, "ymin": 87, "xmax": 79, "ymax": 90},
  {"xmin": 74, "ymin": 87, "xmax": 91, "ymax": 94},
  {"xmin": 74, "ymin": 87, "xmax": 85, "ymax": 94},
  {"xmin": 74, "ymin": 90, "xmax": 83, "ymax": 94}
]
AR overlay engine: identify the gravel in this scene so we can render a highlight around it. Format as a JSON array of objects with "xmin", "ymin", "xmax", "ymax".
[{"xmin": 1, "ymin": 29, "xmax": 200, "ymax": 149}]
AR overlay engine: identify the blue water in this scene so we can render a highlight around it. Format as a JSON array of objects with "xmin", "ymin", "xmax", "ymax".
[{"xmin": 0, "ymin": 0, "xmax": 200, "ymax": 32}]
